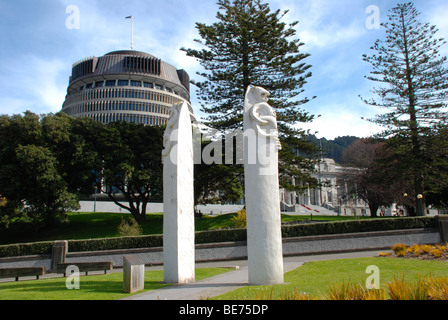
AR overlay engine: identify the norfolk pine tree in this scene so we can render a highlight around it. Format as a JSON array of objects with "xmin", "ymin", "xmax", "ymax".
[
  {"xmin": 361, "ymin": 2, "xmax": 448, "ymax": 216},
  {"xmin": 182, "ymin": 0, "xmax": 320, "ymax": 194}
]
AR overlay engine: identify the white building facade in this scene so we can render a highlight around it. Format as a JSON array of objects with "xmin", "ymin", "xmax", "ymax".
[{"xmin": 280, "ymin": 158, "xmax": 370, "ymax": 215}]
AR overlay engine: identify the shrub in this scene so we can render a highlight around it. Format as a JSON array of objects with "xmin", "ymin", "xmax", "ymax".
[
  {"xmin": 430, "ymin": 248, "xmax": 443, "ymax": 258},
  {"xmin": 67, "ymin": 234, "xmax": 163, "ymax": 253},
  {"xmin": 427, "ymin": 276, "xmax": 448, "ymax": 300},
  {"xmin": 232, "ymin": 208, "xmax": 246, "ymax": 229},
  {"xmin": 0, "ymin": 195, "xmax": 6, "ymax": 207},
  {"xmin": 378, "ymin": 252, "xmax": 392, "ymax": 257},
  {"xmin": 281, "ymin": 217, "xmax": 435, "ymax": 239},
  {"xmin": 392, "ymin": 243, "xmax": 407, "ymax": 256},
  {"xmin": 195, "ymin": 228, "xmax": 246, "ymax": 244},
  {"xmin": 386, "ymin": 274, "xmax": 414, "ymax": 300},
  {"xmin": 0, "ymin": 216, "xmax": 437, "ymax": 258},
  {"xmin": 413, "ymin": 247, "xmax": 423, "ymax": 257},
  {"xmin": 327, "ymin": 281, "xmax": 387, "ymax": 300},
  {"xmin": 0, "ymin": 241, "xmax": 53, "ymax": 258},
  {"xmin": 117, "ymin": 217, "xmax": 142, "ymax": 237},
  {"xmin": 294, "ymin": 275, "xmax": 448, "ymax": 300}
]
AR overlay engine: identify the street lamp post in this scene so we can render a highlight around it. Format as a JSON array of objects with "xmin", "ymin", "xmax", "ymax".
[
  {"xmin": 94, "ymin": 186, "xmax": 98, "ymax": 213},
  {"xmin": 416, "ymin": 194, "xmax": 425, "ymax": 217}
]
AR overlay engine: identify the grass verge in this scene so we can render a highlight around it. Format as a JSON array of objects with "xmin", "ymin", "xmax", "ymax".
[
  {"xmin": 0, "ymin": 267, "xmax": 230, "ymax": 300},
  {"xmin": 213, "ymin": 257, "xmax": 448, "ymax": 300},
  {"xmin": 0, "ymin": 212, "xmax": 369, "ymax": 245}
]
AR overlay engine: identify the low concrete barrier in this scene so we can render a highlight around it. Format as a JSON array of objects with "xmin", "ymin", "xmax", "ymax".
[{"xmin": 0, "ymin": 228, "xmax": 441, "ymax": 271}]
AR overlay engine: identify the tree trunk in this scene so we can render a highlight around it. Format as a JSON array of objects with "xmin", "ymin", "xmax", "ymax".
[
  {"xmin": 368, "ymin": 202, "xmax": 379, "ymax": 217},
  {"xmin": 107, "ymin": 192, "xmax": 147, "ymax": 224},
  {"xmin": 401, "ymin": 8, "xmax": 426, "ymax": 216}
]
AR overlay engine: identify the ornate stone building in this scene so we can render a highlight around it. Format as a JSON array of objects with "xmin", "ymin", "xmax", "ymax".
[{"xmin": 280, "ymin": 158, "xmax": 370, "ymax": 215}]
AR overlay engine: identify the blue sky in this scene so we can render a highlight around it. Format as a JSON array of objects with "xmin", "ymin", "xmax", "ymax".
[{"xmin": 0, "ymin": 0, "xmax": 447, "ymax": 139}]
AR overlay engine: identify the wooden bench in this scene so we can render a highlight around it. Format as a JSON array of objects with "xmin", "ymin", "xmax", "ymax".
[
  {"xmin": 57, "ymin": 262, "xmax": 113, "ymax": 277},
  {"xmin": 0, "ymin": 267, "xmax": 46, "ymax": 281}
]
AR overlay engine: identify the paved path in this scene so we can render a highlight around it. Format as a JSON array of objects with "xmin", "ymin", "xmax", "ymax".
[{"xmin": 121, "ymin": 250, "xmax": 381, "ymax": 300}]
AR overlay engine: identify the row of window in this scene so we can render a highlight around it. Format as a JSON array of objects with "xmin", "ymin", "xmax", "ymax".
[
  {"xmin": 64, "ymin": 87, "xmax": 184, "ymax": 107},
  {"xmin": 79, "ymin": 113, "xmax": 168, "ymax": 126},
  {"xmin": 81, "ymin": 79, "xmax": 175, "ymax": 94},
  {"xmin": 64, "ymin": 100, "xmax": 171, "ymax": 116}
]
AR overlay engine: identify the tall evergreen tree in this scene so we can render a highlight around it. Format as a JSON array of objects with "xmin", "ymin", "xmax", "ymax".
[
  {"xmin": 182, "ymin": 0, "xmax": 319, "ymax": 194},
  {"xmin": 361, "ymin": 2, "xmax": 448, "ymax": 215}
]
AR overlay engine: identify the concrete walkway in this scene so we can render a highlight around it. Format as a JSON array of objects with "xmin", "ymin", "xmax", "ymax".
[{"xmin": 121, "ymin": 250, "xmax": 381, "ymax": 300}]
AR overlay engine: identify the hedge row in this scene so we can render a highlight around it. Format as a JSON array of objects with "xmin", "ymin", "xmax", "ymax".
[
  {"xmin": 0, "ymin": 241, "xmax": 54, "ymax": 258},
  {"xmin": 0, "ymin": 217, "xmax": 437, "ymax": 258},
  {"xmin": 281, "ymin": 216, "xmax": 436, "ymax": 238}
]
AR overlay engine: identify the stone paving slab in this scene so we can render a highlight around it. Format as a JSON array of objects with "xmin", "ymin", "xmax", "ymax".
[
  {"xmin": 122, "ymin": 262, "xmax": 302, "ymax": 300},
  {"xmin": 121, "ymin": 251, "xmax": 382, "ymax": 300}
]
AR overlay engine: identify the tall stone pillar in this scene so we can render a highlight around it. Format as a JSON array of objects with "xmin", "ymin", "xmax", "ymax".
[
  {"xmin": 244, "ymin": 85, "xmax": 284, "ymax": 285},
  {"xmin": 162, "ymin": 101, "xmax": 195, "ymax": 284}
]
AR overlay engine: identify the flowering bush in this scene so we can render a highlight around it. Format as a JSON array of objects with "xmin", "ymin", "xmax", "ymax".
[
  {"xmin": 387, "ymin": 243, "xmax": 448, "ymax": 260},
  {"xmin": 0, "ymin": 195, "xmax": 6, "ymax": 207},
  {"xmin": 232, "ymin": 208, "xmax": 246, "ymax": 228}
]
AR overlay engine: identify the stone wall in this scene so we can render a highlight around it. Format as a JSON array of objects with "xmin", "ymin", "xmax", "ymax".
[{"xmin": 0, "ymin": 228, "xmax": 441, "ymax": 271}]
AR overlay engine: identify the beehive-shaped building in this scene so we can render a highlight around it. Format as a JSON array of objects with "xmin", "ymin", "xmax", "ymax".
[{"xmin": 61, "ymin": 50, "xmax": 190, "ymax": 125}]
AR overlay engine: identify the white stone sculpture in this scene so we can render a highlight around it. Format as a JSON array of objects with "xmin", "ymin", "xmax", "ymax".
[
  {"xmin": 244, "ymin": 85, "xmax": 284, "ymax": 285},
  {"xmin": 162, "ymin": 101, "xmax": 196, "ymax": 284}
]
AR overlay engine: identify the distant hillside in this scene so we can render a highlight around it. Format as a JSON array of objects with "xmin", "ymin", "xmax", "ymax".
[{"xmin": 307, "ymin": 135, "xmax": 360, "ymax": 164}]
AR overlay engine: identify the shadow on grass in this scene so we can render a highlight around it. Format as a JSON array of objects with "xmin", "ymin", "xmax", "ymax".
[
  {"xmin": 0, "ymin": 272, "xmax": 169, "ymax": 300},
  {"xmin": 0, "ymin": 268, "xmax": 229, "ymax": 300}
]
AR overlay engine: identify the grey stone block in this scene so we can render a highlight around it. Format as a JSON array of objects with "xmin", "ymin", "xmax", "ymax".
[{"xmin": 123, "ymin": 255, "xmax": 145, "ymax": 294}]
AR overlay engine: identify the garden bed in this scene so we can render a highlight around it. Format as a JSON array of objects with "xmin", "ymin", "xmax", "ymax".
[{"xmin": 382, "ymin": 243, "xmax": 448, "ymax": 262}]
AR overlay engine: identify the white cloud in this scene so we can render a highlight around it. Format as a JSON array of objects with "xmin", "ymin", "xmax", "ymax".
[
  {"xmin": 425, "ymin": 2, "xmax": 448, "ymax": 56},
  {"xmin": 301, "ymin": 107, "xmax": 383, "ymax": 140},
  {"xmin": 273, "ymin": 0, "xmax": 367, "ymax": 49},
  {"xmin": 0, "ymin": 55, "xmax": 67, "ymax": 114},
  {"xmin": 1, "ymin": 0, "xmax": 446, "ymax": 140}
]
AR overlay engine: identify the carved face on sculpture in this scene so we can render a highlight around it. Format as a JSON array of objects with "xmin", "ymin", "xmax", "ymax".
[{"xmin": 245, "ymin": 85, "xmax": 271, "ymax": 110}]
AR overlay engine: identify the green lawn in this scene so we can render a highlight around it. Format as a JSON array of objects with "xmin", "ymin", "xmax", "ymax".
[
  {"xmin": 0, "ymin": 211, "xmax": 368, "ymax": 245},
  {"xmin": 0, "ymin": 267, "xmax": 230, "ymax": 300},
  {"xmin": 3, "ymin": 257, "xmax": 447, "ymax": 300},
  {"xmin": 214, "ymin": 257, "xmax": 448, "ymax": 300}
]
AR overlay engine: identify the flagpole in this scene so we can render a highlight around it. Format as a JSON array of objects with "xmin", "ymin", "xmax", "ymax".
[
  {"xmin": 126, "ymin": 15, "xmax": 134, "ymax": 50},
  {"xmin": 131, "ymin": 16, "xmax": 134, "ymax": 50}
]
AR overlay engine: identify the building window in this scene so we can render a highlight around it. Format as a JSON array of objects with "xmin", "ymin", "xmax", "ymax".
[
  {"xmin": 95, "ymin": 81, "xmax": 104, "ymax": 88},
  {"xmin": 118, "ymin": 80, "xmax": 129, "ymax": 86},
  {"xmin": 106, "ymin": 80, "xmax": 116, "ymax": 87},
  {"xmin": 155, "ymin": 84, "xmax": 163, "ymax": 90},
  {"xmin": 130, "ymin": 80, "xmax": 141, "ymax": 87},
  {"xmin": 143, "ymin": 82, "xmax": 153, "ymax": 88}
]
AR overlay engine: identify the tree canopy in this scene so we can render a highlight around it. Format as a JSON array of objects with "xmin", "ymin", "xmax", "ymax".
[
  {"xmin": 362, "ymin": 2, "xmax": 448, "ymax": 215},
  {"xmin": 182, "ymin": 0, "xmax": 320, "ymax": 194}
]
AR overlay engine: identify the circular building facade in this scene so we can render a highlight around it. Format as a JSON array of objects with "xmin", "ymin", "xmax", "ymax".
[{"xmin": 61, "ymin": 50, "xmax": 190, "ymax": 126}]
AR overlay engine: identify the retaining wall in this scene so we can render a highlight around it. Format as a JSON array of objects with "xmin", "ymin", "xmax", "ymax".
[{"xmin": 0, "ymin": 228, "xmax": 441, "ymax": 271}]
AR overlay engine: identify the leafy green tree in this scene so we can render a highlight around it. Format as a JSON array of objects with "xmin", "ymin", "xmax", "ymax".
[
  {"xmin": 361, "ymin": 2, "xmax": 448, "ymax": 215},
  {"xmin": 15, "ymin": 144, "xmax": 79, "ymax": 226},
  {"xmin": 0, "ymin": 112, "xmax": 79, "ymax": 228},
  {"xmin": 194, "ymin": 139, "xmax": 243, "ymax": 207},
  {"xmin": 41, "ymin": 113, "xmax": 103, "ymax": 195},
  {"xmin": 182, "ymin": 0, "xmax": 319, "ymax": 195},
  {"xmin": 419, "ymin": 125, "xmax": 448, "ymax": 209},
  {"xmin": 97, "ymin": 122, "xmax": 164, "ymax": 224}
]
